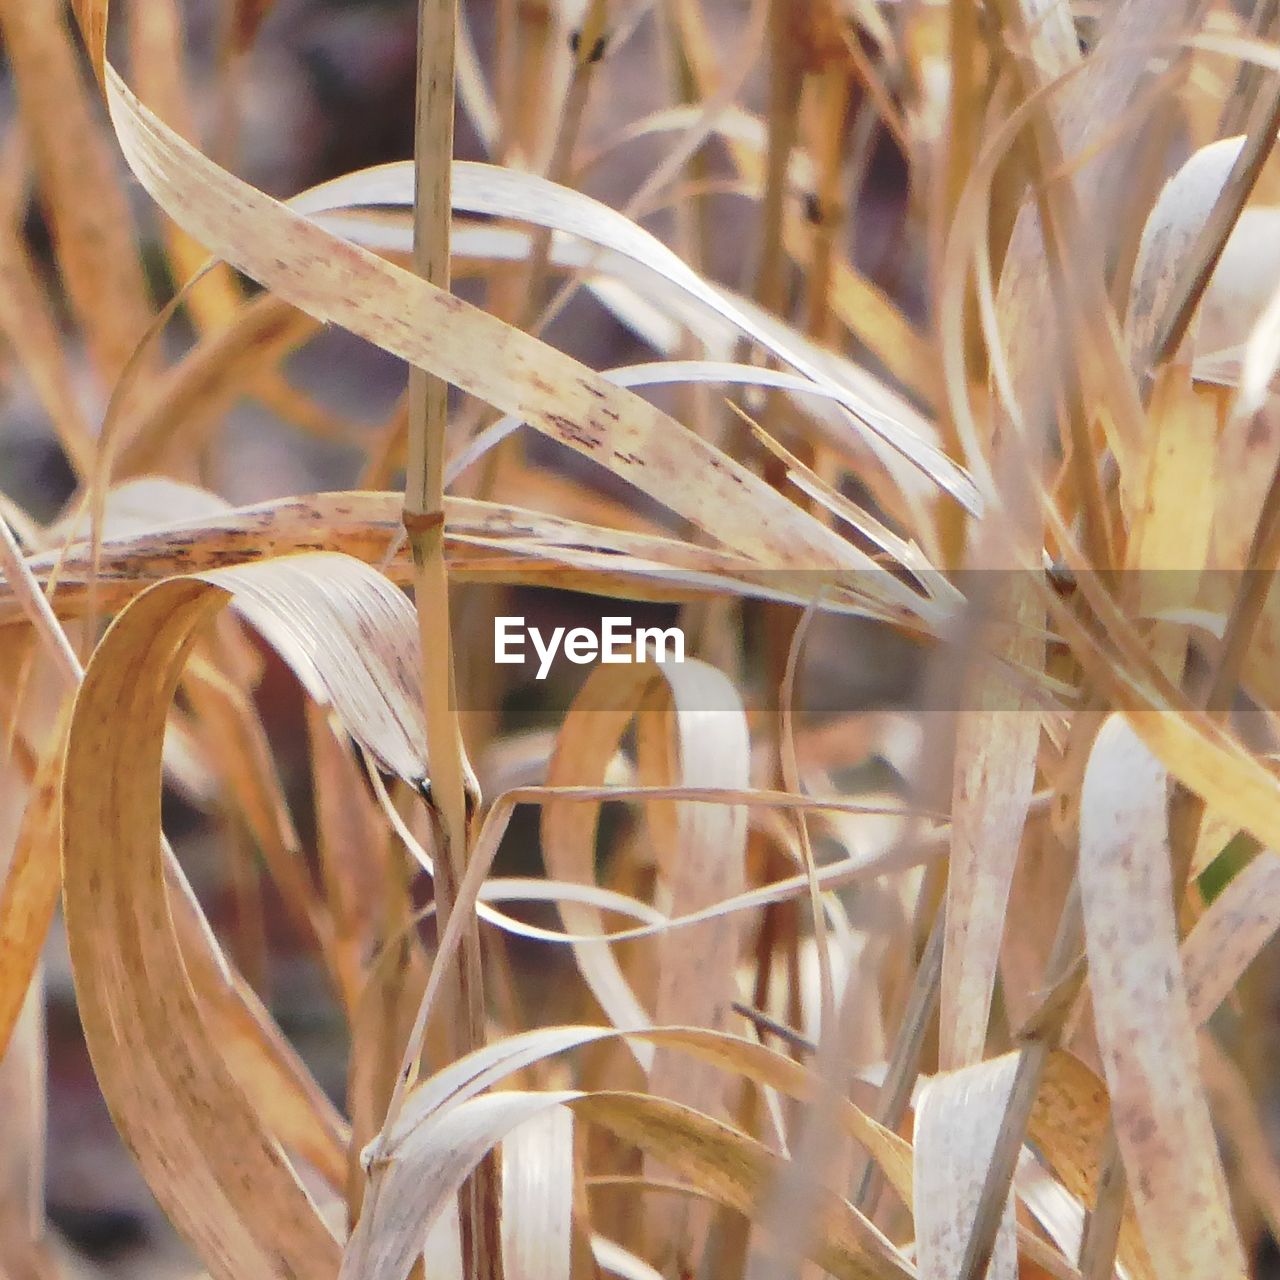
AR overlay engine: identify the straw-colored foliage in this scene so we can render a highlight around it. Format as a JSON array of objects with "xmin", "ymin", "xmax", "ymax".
[{"xmin": 4, "ymin": 0, "xmax": 1280, "ymax": 1277}]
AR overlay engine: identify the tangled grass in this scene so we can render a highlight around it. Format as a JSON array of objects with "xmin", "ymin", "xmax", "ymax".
[{"xmin": 3, "ymin": 1, "xmax": 1280, "ymax": 1278}]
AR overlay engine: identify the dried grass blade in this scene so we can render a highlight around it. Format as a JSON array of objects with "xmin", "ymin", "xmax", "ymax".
[
  {"xmin": 0, "ymin": 723, "xmax": 65, "ymax": 1059},
  {"xmin": 294, "ymin": 161, "xmax": 975, "ymax": 511},
  {"xmin": 101, "ymin": 66, "xmax": 862, "ymax": 572},
  {"xmin": 1181, "ymin": 848, "xmax": 1280, "ymax": 1025},
  {"xmin": 0, "ymin": 0, "xmax": 152, "ymax": 383},
  {"xmin": 1078, "ymin": 716, "xmax": 1246, "ymax": 1279},
  {"xmin": 1027, "ymin": 1051, "xmax": 1154, "ymax": 1280},
  {"xmin": 913, "ymin": 1053, "xmax": 1020, "ymax": 1280},
  {"xmin": 1126, "ymin": 136, "xmax": 1245, "ymax": 372},
  {"xmin": 501, "ymin": 1104, "xmax": 574, "ymax": 1280},
  {"xmin": 353, "ymin": 1086, "xmax": 913, "ymax": 1280},
  {"xmin": 0, "ymin": 205, "xmax": 95, "ymax": 479},
  {"xmin": 171, "ymin": 882, "xmax": 352, "ymax": 1192},
  {"xmin": 9, "ymin": 490, "xmax": 936, "ymax": 631},
  {"xmin": 62, "ymin": 578, "xmax": 341, "ymax": 1279},
  {"xmin": 636, "ymin": 661, "xmax": 749, "ymax": 1266},
  {"xmin": 942, "ymin": 683, "xmax": 1042, "ymax": 1067},
  {"xmin": 126, "ymin": 0, "xmax": 244, "ymax": 333},
  {"xmin": 59, "ymin": 549, "xmax": 490, "ymax": 1273}
]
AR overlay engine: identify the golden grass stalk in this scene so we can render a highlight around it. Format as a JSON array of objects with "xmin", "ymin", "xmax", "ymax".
[{"xmin": 401, "ymin": 0, "xmax": 500, "ymax": 1274}]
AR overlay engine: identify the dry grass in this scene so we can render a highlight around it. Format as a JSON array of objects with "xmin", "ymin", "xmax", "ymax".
[{"xmin": 4, "ymin": 0, "xmax": 1280, "ymax": 1277}]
